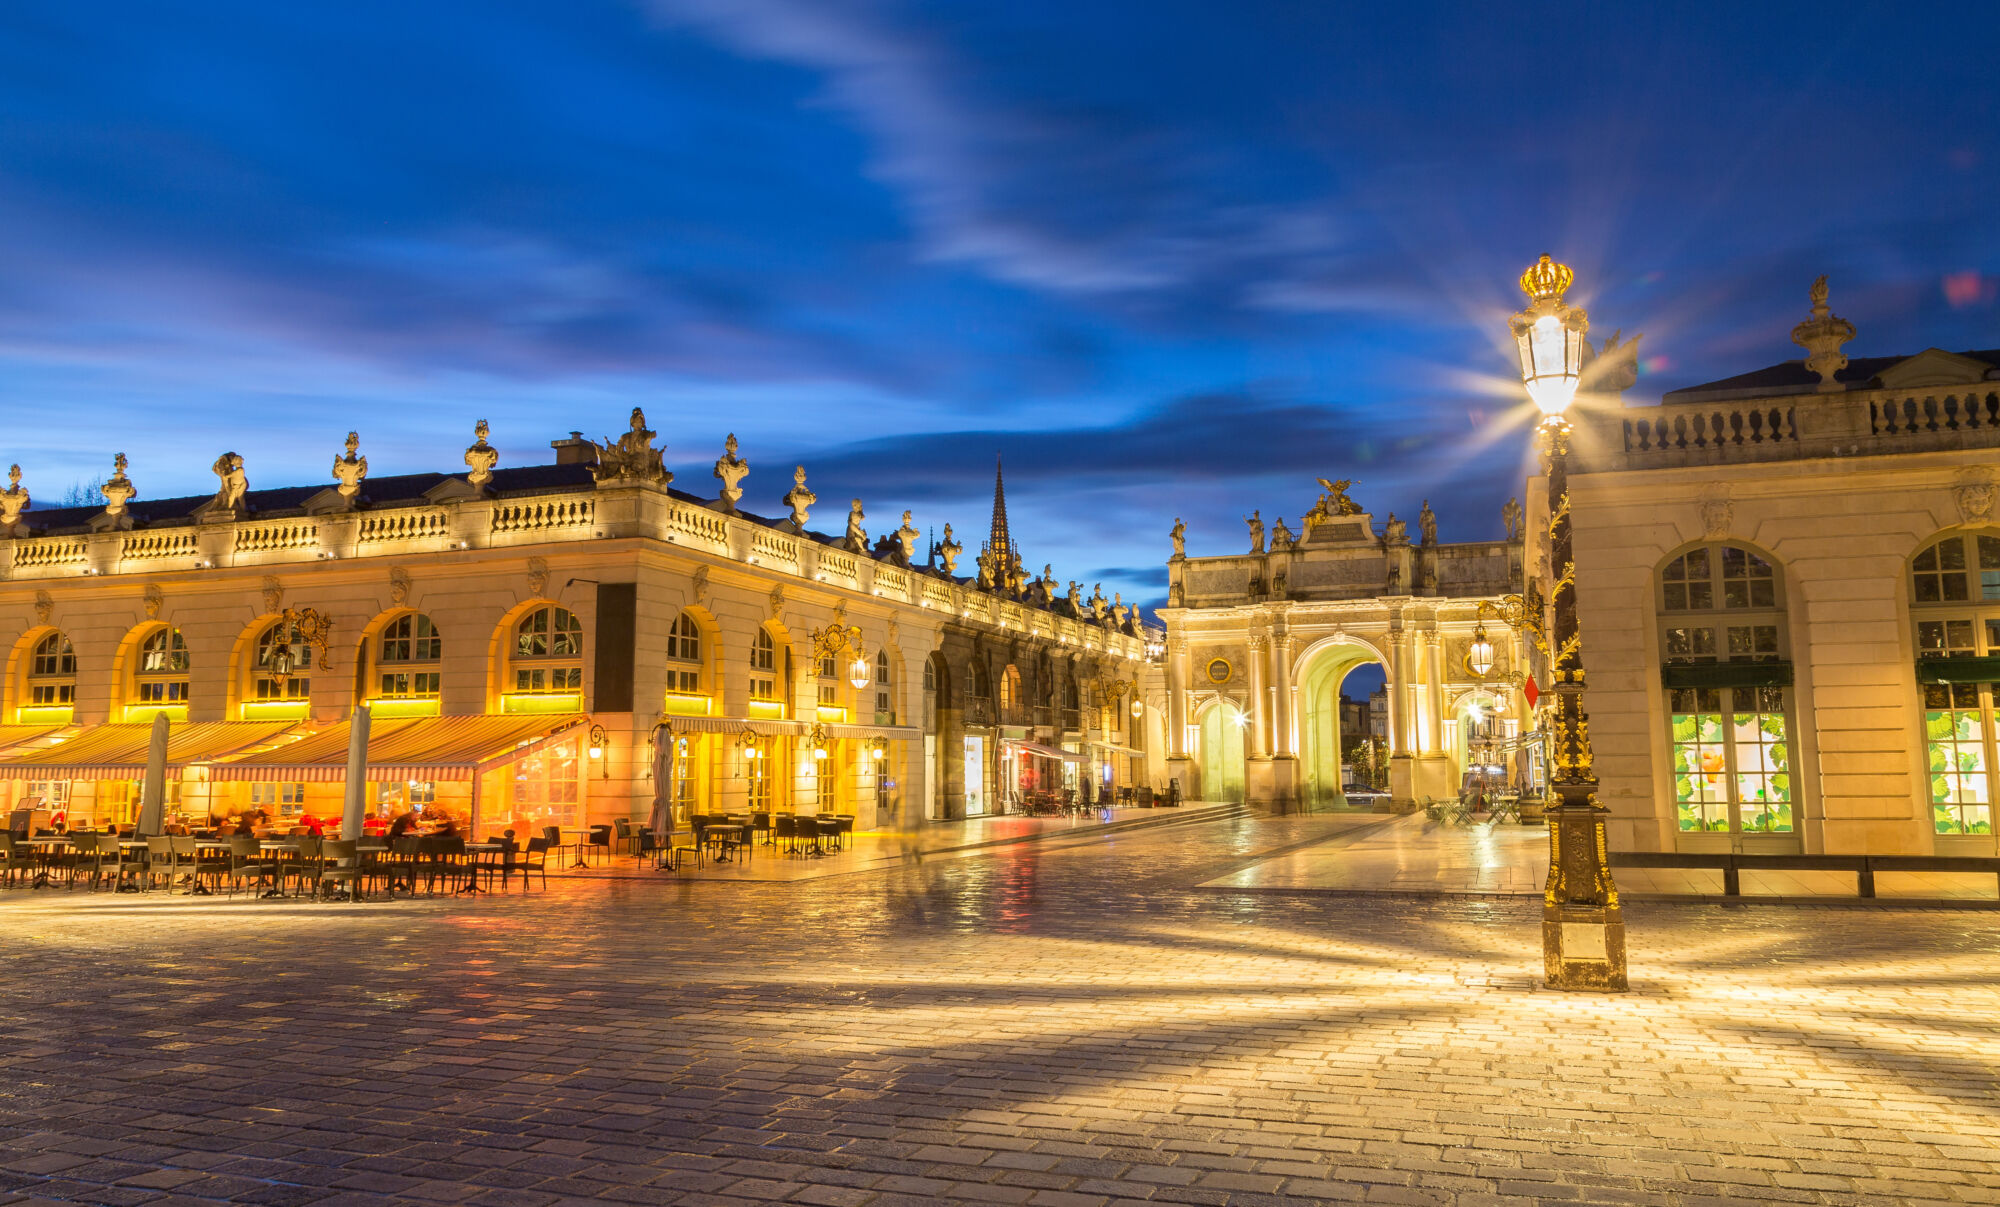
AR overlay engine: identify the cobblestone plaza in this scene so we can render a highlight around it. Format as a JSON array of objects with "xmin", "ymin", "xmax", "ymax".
[{"xmin": 5, "ymin": 815, "xmax": 2000, "ymax": 1206}]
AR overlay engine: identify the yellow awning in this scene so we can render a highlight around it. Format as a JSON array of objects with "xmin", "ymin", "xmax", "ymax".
[
  {"xmin": 212, "ymin": 714, "xmax": 586, "ymax": 782},
  {"xmin": 0, "ymin": 725, "xmax": 66, "ymax": 756},
  {"xmin": 0, "ymin": 721, "xmax": 299, "ymax": 779}
]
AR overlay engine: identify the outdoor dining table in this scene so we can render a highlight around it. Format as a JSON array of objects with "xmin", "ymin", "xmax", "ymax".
[
  {"xmin": 703, "ymin": 824, "xmax": 747, "ymax": 863},
  {"xmin": 462, "ymin": 842, "xmax": 507, "ymax": 893},
  {"xmin": 17, "ymin": 835, "xmax": 70, "ymax": 889}
]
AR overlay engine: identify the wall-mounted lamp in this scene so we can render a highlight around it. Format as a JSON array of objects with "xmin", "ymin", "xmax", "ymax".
[{"xmin": 587, "ymin": 723, "xmax": 608, "ymax": 778}]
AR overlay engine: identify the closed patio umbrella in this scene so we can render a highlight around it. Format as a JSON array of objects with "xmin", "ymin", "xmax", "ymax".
[
  {"xmin": 647, "ymin": 725, "xmax": 675, "ymax": 839},
  {"xmin": 134, "ymin": 712, "xmax": 170, "ymax": 835},
  {"xmin": 341, "ymin": 704, "xmax": 371, "ymax": 839}
]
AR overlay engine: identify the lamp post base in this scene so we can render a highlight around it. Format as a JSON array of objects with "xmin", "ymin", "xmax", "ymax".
[{"xmin": 1542, "ymin": 797, "xmax": 1628, "ymax": 992}]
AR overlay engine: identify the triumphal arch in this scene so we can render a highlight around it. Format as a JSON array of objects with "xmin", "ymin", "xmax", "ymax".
[{"xmin": 1159, "ymin": 480, "xmax": 1530, "ymax": 809}]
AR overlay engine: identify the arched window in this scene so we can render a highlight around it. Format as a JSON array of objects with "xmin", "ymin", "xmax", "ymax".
[
  {"xmin": 25, "ymin": 632, "xmax": 76, "ymax": 717},
  {"xmin": 1912, "ymin": 532, "xmax": 2000, "ymax": 840},
  {"xmin": 666, "ymin": 613, "xmax": 702, "ymax": 694},
  {"xmin": 999, "ymin": 665, "xmax": 1022, "ymax": 723},
  {"xmin": 874, "ymin": 649, "xmax": 893, "ymax": 722},
  {"xmin": 135, "ymin": 628, "xmax": 190, "ymax": 715},
  {"xmin": 251, "ymin": 619, "xmax": 312, "ymax": 710},
  {"xmin": 510, "ymin": 606, "xmax": 583, "ymax": 696},
  {"xmin": 377, "ymin": 614, "xmax": 442, "ymax": 701},
  {"xmin": 1659, "ymin": 544, "xmax": 1793, "ymax": 840},
  {"xmin": 748, "ymin": 629, "xmax": 781, "ymax": 715}
]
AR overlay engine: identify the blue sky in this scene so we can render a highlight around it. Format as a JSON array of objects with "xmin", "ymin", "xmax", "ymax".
[{"xmin": 0, "ymin": 1, "xmax": 1994, "ymax": 611}]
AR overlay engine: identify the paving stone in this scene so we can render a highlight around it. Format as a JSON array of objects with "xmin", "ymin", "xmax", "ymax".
[{"xmin": 2, "ymin": 815, "xmax": 1998, "ymax": 1206}]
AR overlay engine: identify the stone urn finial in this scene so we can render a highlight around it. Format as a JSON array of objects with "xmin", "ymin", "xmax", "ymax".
[
  {"xmin": 0, "ymin": 464, "xmax": 29, "ymax": 536},
  {"xmin": 465, "ymin": 419, "xmax": 498, "ymax": 488},
  {"xmin": 1791, "ymin": 275, "xmax": 1856, "ymax": 392},
  {"xmin": 713, "ymin": 433, "xmax": 749, "ymax": 512},
  {"xmin": 100, "ymin": 453, "xmax": 136, "ymax": 517},
  {"xmin": 332, "ymin": 431, "xmax": 368, "ymax": 500},
  {"xmin": 783, "ymin": 466, "xmax": 816, "ymax": 533}
]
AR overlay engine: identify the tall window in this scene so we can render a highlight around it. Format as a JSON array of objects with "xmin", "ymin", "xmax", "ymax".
[
  {"xmin": 513, "ymin": 737, "xmax": 581, "ymax": 828},
  {"xmin": 1660, "ymin": 544, "xmax": 1794, "ymax": 837},
  {"xmin": 512, "ymin": 606, "xmax": 583, "ymax": 694},
  {"xmin": 1000, "ymin": 665, "xmax": 1022, "ymax": 722},
  {"xmin": 378, "ymin": 613, "xmax": 442, "ymax": 699},
  {"xmin": 27, "ymin": 633, "xmax": 76, "ymax": 710},
  {"xmin": 749, "ymin": 630, "xmax": 779, "ymax": 709},
  {"xmin": 253, "ymin": 620, "xmax": 312, "ymax": 704},
  {"xmin": 135, "ymin": 628, "xmax": 190, "ymax": 709},
  {"xmin": 745, "ymin": 744, "xmax": 770, "ymax": 810},
  {"xmin": 671, "ymin": 735, "xmax": 697, "ymax": 816},
  {"xmin": 666, "ymin": 613, "xmax": 702, "ymax": 694},
  {"xmin": 817, "ymin": 647, "xmax": 838, "ymax": 709},
  {"xmin": 1913, "ymin": 532, "xmax": 2000, "ymax": 838},
  {"xmin": 874, "ymin": 649, "xmax": 893, "ymax": 721}
]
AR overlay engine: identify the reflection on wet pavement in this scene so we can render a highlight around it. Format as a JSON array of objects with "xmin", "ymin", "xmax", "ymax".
[{"xmin": 3, "ymin": 812, "xmax": 1999, "ymax": 1206}]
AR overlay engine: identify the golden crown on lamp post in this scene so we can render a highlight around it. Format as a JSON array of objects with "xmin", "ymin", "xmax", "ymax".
[{"xmin": 1508, "ymin": 254, "xmax": 1590, "ymax": 420}]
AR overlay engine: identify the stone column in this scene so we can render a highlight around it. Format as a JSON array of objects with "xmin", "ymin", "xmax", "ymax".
[
  {"xmin": 1268, "ymin": 628, "xmax": 1299, "ymax": 809},
  {"xmin": 1167, "ymin": 637, "xmax": 1189, "ymax": 757},
  {"xmin": 1165, "ymin": 636, "xmax": 1194, "ymax": 803},
  {"xmin": 1245, "ymin": 635, "xmax": 1270, "ymax": 759},
  {"xmin": 1271, "ymin": 631, "xmax": 1295, "ymax": 756}
]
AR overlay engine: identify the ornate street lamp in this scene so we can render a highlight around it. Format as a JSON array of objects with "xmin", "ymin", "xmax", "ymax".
[
  {"xmin": 1466, "ymin": 621, "xmax": 1495, "ymax": 678},
  {"xmin": 1509, "ymin": 254, "xmax": 1627, "ymax": 992},
  {"xmin": 809, "ymin": 623, "xmax": 871, "ymax": 690}
]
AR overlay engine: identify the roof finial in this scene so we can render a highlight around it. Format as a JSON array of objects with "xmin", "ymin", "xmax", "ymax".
[{"xmin": 1791, "ymin": 275, "xmax": 1855, "ymax": 392}]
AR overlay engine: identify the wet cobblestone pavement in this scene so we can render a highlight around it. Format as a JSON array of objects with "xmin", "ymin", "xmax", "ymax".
[{"xmin": 4, "ymin": 814, "xmax": 2000, "ymax": 1206}]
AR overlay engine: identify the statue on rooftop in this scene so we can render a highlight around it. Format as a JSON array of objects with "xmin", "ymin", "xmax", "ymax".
[
  {"xmin": 1383, "ymin": 512, "xmax": 1407, "ymax": 544},
  {"xmin": 844, "ymin": 498, "xmax": 867, "ymax": 552},
  {"xmin": 1245, "ymin": 509, "xmax": 1264, "ymax": 554},
  {"xmin": 1090, "ymin": 583, "xmax": 1109, "ymax": 621},
  {"xmin": 465, "ymin": 419, "xmax": 498, "ymax": 488},
  {"xmin": 332, "ymin": 432, "xmax": 368, "ymax": 500},
  {"xmin": 783, "ymin": 466, "xmax": 816, "ymax": 532},
  {"xmin": 938, "ymin": 523, "xmax": 962, "ymax": 575},
  {"xmin": 1170, "ymin": 517, "xmax": 1186, "ymax": 559},
  {"xmin": 1270, "ymin": 516, "xmax": 1295, "ymax": 552},
  {"xmin": 1419, "ymin": 500, "xmax": 1437, "ymax": 546},
  {"xmin": 712, "ymin": 433, "xmax": 749, "ymax": 512},
  {"xmin": 594, "ymin": 407, "xmax": 670, "ymax": 484},
  {"xmin": 1502, "ymin": 496, "xmax": 1524, "ymax": 541},
  {"xmin": 208, "ymin": 452, "xmax": 247, "ymax": 514}
]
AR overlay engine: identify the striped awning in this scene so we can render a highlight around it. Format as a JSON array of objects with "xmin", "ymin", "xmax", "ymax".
[
  {"xmin": 661, "ymin": 715, "xmax": 807, "ymax": 737},
  {"xmin": 0, "ymin": 721, "xmax": 299, "ymax": 779},
  {"xmin": 0, "ymin": 725, "xmax": 67, "ymax": 756},
  {"xmin": 212, "ymin": 714, "xmax": 586, "ymax": 783},
  {"xmin": 1005, "ymin": 739, "xmax": 1084, "ymax": 763},
  {"xmin": 821, "ymin": 722, "xmax": 921, "ymax": 741}
]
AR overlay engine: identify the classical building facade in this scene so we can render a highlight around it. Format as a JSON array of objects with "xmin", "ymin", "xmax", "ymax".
[
  {"xmin": 1566, "ymin": 280, "xmax": 2000, "ymax": 856},
  {"xmin": 0, "ymin": 415, "xmax": 1150, "ymax": 835},
  {"xmin": 1158, "ymin": 487, "xmax": 1528, "ymax": 809}
]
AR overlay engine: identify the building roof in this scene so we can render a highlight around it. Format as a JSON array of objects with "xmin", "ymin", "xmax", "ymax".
[
  {"xmin": 21, "ymin": 462, "xmax": 600, "ymax": 530},
  {"xmin": 1663, "ymin": 348, "xmax": 2000, "ymax": 404}
]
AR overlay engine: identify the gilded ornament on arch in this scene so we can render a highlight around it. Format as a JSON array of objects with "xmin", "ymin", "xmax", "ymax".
[{"xmin": 1205, "ymin": 657, "xmax": 1233, "ymax": 685}]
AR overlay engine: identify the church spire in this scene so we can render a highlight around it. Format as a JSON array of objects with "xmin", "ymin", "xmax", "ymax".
[{"xmin": 987, "ymin": 453, "xmax": 1013, "ymax": 561}]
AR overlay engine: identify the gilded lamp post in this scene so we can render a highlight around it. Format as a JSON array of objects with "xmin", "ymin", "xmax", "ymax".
[{"xmin": 1509, "ymin": 255, "xmax": 1627, "ymax": 992}]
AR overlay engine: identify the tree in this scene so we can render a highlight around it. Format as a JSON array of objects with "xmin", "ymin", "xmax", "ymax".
[{"xmin": 55, "ymin": 479, "xmax": 104, "ymax": 509}]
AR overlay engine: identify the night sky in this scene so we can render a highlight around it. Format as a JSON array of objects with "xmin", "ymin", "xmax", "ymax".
[{"xmin": 0, "ymin": 2, "xmax": 1994, "ymax": 614}]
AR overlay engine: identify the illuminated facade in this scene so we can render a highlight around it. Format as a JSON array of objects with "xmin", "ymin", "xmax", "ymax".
[
  {"xmin": 0, "ymin": 417, "xmax": 1148, "ymax": 834},
  {"xmin": 1566, "ymin": 280, "xmax": 2000, "ymax": 855},
  {"xmin": 1159, "ymin": 488, "xmax": 1528, "ymax": 809}
]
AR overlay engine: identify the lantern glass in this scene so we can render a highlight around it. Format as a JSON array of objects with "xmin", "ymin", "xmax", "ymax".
[
  {"xmin": 1468, "ymin": 633, "xmax": 1495, "ymax": 677},
  {"xmin": 848, "ymin": 654, "xmax": 871, "ymax": 689},
  {"xmin": 1517, "ymin": 314, "xmax": 1581, "ymax": 417}
]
